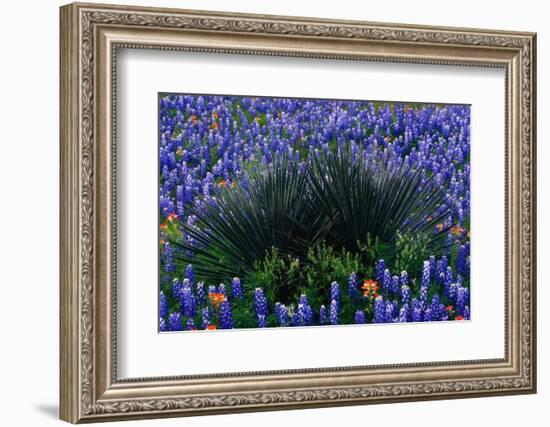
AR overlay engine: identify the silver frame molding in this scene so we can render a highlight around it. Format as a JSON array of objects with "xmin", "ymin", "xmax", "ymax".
[{"xmin": 60, "ymin": 2, "xmax": 537, "ymax": 423}]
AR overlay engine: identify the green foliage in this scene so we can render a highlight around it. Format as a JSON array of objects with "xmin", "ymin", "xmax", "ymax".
[
  {"xmin": 246, "ymin": 247, "xmax": 305, "ymax": 306},
  {"xmin": 393, "ymin": 231, "xmax": 430, "ymax": 277},
  {"xmin": 303, "ymin": 242, "xmax": 360, "ymax": 308}
]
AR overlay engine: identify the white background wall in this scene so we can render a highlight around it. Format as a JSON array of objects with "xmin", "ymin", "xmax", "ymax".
[{"xmin": 0, "ymin": 0, "xmax": 546, "ymax": 425}]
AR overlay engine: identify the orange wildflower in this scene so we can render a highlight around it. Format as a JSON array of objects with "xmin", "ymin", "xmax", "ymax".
[
  {"xmin": 190, "ymin": 115, "xmax": 197, "ymax": 124},
  {"xmin": 212, "ymin": 111, "xmax": 219, "ymax": 120},
  {"xmin": 209, "ymin": 292, "xmax": 225, "ymax": 307},
  {"xmin": 450, "ymin": 225, "xmax": 465, "ymax": 237},
  {"xmin": 210, "ymin": 121, "xmax": 219, "ymax": 130},
  {"xmin": 436, "ymin": 223, "xmax": 444, "ymax": 232},
  {"xmin": 455, "ymin": 315, "xmax": 465, "ymax": 321},
  {"xmin": 446, "ymin": 305, "xmax": 454, "ymax": 311},
  {"xmin": 218, "ymin": 179, "xmax": 227, "ymax": 187},
  {"xmin": 361, "ymin": 279, "xmax": 379, "ymax": 298},
  {"xmin": 167, "ymin": 213, "xmax": 178, "ymax": 222},
  {"xmin": 206, "ymin": 325, "xmax": 217, "ymax": 330}
]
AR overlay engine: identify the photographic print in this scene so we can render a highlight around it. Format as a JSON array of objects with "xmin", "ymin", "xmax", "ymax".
[{"xmin": 158, "ymin": 94, "xmax": 471, "ymax": 332}]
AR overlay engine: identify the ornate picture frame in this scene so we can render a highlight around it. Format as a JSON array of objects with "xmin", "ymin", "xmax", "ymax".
[{"xmin": 60, "ymin": 2, "xmax": 536, "ymax": 423}]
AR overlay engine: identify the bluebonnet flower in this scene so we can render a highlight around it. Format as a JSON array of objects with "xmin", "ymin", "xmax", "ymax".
[
  {"xmin": 456, "ymin": 286, "xmax": 467, "ymax": 316},
  {"xmin": 382, "ymin": 269, "xmax": 392, "ymax": 293},
  {"xmin": 421, "ymin": 260, "xmax": 431, "ymax": 290},
  {"xmin": 219, "ymin": 299, "xmax": 233, "ymax": 329},
  {"xmin": 196, "ymin": 281, "xmax": 206, "ymax": 306},
  {"xmin": 296, "ymin": 294, "xmax": 314, "ymax": 326},
  {"xmin": 385, "ymin": 301, "xmax": 397, "ymax": 323},
  {"xmin": 457, "ymin": 243, "xmax": 470, "ymax": 277},
  {"xmin": 430, "ymin": 294, "xmax": 443, "ymax": 321},
  {"xmin": 201, "ymin": 306, "xmax": 211, "ymax": 329},
  {"xmin": 464, "ymin": 306, "xmax": 471, "ymax": 320},
  {"xmin": 254, "ymin": 288, "xmax": 269, "ymax": 327},
  {"xmin": 168, "ymin": 312, "xmax": 183, "ymax": 331},
  {"xmin": 329, "ymin": 299, "xmax": 339, "ymax": 325},
  {"xmin": 231, "ymin": 277, "xmax": 243, "ymax": 300},
  {"xmin": 180, "ymin": 279, "xmax": 196, "ymax": 318},
  {"xmin": 347, "ymin": 272, "xmax": 359, "ymax": 300},
  {"xmin": 398, "ymin": 304, "xmax": 410, "ymax": 322},
  {"xmin": 218, "ymin": 283, "xmax": 227, "ymax": 297},
  {"xmin": 436, "ymin": 256, "xmax": 448, "ymax": 285},
  {"xmin": 374, "ymin": 296, "xmax": 386, "ymax": 323},
  {"xmin": 160, "ymin": 291, "xmax": 168, "ymax": 319},
  {"xmin": 275, "ymin": 303, "xmax": 289, "ymax": 327},
  {"xmin": 390, "ymin": 275, "xmax": 400, "ymax": 295},
  {"xmin": 375, "ymin": 259, "xmax": 386, "ymax": 284},
  {"xmin": 162, "ymin": 242, "xmax": 175, "ymax": 274},
  {"xmin": 412, "ymin": 298, "xmax": 423, "ymax": 322},
  {"xmin": 423, "ymin": 308, "xmax": 433, "ymax": 322},
  {"xmin": 319, "ymin": 305, "xmax": 328, "ymax": 325},
  {"xmin": 354, "ymin": 310, "xmax": 366, "ymax": 324},
  {"xmin": 159, "ymin": 317, "xmax": 167, "ymax": 332},
  {"xmin": 399, "ymin": 271, "xmax": 409, "ymax": 288},
  {"xmin": 400, "ymin": 284, "xmax": 411, "ymax": 304},
  {"xmin": 429, "ymin": 255, "xmax": 436, "ymax": 278},
  {"xmin": 444, "ymin": 266, "xmax": 454, "ymax": 299},
  {"xmin": 330, "ymin": 281, "xmax": 341, "ymax": 310}
]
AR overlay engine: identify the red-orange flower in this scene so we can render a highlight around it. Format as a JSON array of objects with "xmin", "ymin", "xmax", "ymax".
[
  {"xmin": 210, "ymin": 121, "xmax": 219, "ymax": 130},
  {"xmin": 190, "ymin": 115, "xmax": 197, "ymax": 124},
  {"xmin": 446, "ymin": 305, "xmax": 454, "ymax": 311},
  {"xmin": 455, "ymin": 315, "xmax": 465, "ymax": 321},
  {"xmin": 206, "ymin": 325, "xmax": 217, "ymax": 330},
  {"xmin": 361, "ymin": 279, "xmax": 379, "ymax": 298},
  {"xmin": 450, "ymin": 224, "xmax": 465, "ymax": 237},
  {"xmin": 218, "ymin": 179, "xmax": 227, "ymax": 188},
  {"xmin": 209, "ymin": 292, "xmax": 225, "ymax": 307},
  {"xmin": 167, "ymin": 213, "xmax": 178, "ymax": 222},
  {"xmin": 436, "ymin": 223, "xmax": 444, "ymax": 232}
]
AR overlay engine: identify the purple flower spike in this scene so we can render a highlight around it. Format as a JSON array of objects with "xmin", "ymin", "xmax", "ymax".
[
  {"xmin": 329, "ymin": 299, "xmax": 339, "ymax": 325},
  {"xmin": 348, "ymin": 272, "xmax": 359, "ymax": 300},
  {"xmin": 375, "ymin": 259, "xmax": 386, "ymax": 284},
  {"xmin": 254, "ymin": 288, "xmax": 269, "ymax": 327},
  {"xmin": 168, "ymin": 312, "xmax": 183, "ymax": 331},
  {"xmin": 374, "ymin": 296, "xmax": 386, "ymax": 324},
  {"xmin": 231, "ymin": 277, "xmax": 243, "ymax": 300},
  {"xmin": 219, "ymin": 299, "xmax": 233, "ymax": 329},
  {"xmin": 319, "ymin": 305, "xmax": 328, "ymax": 325}
]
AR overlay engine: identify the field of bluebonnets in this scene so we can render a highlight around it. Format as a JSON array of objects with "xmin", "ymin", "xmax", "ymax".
[{"xmin": 158, "ymin": 94, "xmax": 471, "ymax": 332}]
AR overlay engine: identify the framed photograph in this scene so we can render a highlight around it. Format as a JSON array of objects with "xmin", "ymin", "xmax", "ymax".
[{"xmin": 59, "ymin": 2, "xmax": 537, "ymax": 423}]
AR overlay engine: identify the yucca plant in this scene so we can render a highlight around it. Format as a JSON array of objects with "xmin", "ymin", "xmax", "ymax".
[
  {"xmin": 307, "ymin": 146, "xmax": 452, "ymax": 261},
  {"xmin": 172, "ymin": 146, "xmax": 452, "ymax": 285},
  {"xmin": 171, "ymin": 156, "xmax": 329, "ymax": 282}
]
